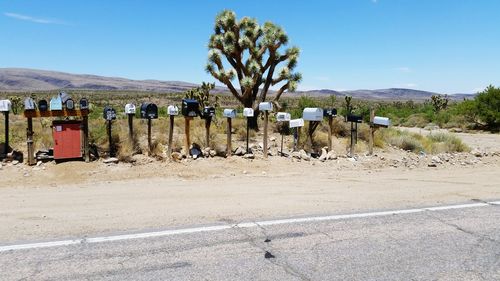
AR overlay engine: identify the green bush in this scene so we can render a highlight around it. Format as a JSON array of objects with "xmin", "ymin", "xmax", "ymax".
[{"xmin": 475, "ymin": 85, "xmax": 500, "ymax": 129}]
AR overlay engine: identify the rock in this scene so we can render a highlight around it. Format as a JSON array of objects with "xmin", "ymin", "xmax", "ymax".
[
  {"xmin": 428, "ymin": 163, "xmax": 437, "ymax": 167},
  {"xmin": 471, "ymin": 149, "xmax": 484, "ymax": 157},
  {"xmin": 103, "ymin": 157, "xmax": 119, "ymax": 164},
  {"xmin": 299, "ymin": 149, "xmax": 310, "ymax": 161},
  {"xmin": 242, "ymin": 170, "xmax": 248, "ymax": 174},
  {"xmin": 319, "ymin": 148, "xmax": 328, "ymax": 162},
  {"xmin": 203, "ymin": 148, "xmax": 211, "ymax": 157},
  {"xmin": 270, "ymin": 136, "xmax": 276, "ymax": 142},
  {"xmin": 327, "ymin": 151, "xmax": 338, "ymax": 160},
  {"xmin": 12, "ymin": 160, "xmax": 19, "ymax": 165},
  {"xmin": 243, "ymin": 153, "xmax": 255, "ymax": 159},
  {"xmin": 292, "ymin": 152, "xmax": 301, "ymax": 159},
  {"xmin": 234, "ymin": 146, "xmax": 246, "ymax": 156},
  {"xmin": 36, "ymin": 161, "xmax": 42, "ymax": 167},
  {"xmin": 209, "ymin": 150, "xmax": 217, "ymax": 157},
  {"xmin": 171, "ymin": 152, "xmax": 183, "ymax": 161},
  {"xmin": 431, "ymin": 156, "xmax": 442, "ymax": 164}
]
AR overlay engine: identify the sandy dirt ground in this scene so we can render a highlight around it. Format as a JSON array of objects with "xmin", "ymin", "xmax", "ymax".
[{"xmin": 0, "ymin": 129, "xmax": 499, "ymax": 243}]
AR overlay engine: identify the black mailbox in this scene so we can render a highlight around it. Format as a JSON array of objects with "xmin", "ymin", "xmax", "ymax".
[
  {"xmin": 65, "ymin": 98, "xmax": 75, "ymax": 110},
  {"xmin": 347, "ymin": 114, "xmax": 362, "ymax": 123},
  {"xmin": 80, "ymin": 98, "xmax": 89, "ymax": 110},
  {"xmin": 140, "ymin": 102, "xmax": 158, "ymax": 119},
  {"xmin": 202, "ymin": 106, "xmax": 216, "ymax": 119},
  {"xmin": 103, "ymin": 106, "xmax": 116, "ymax": 120},
  {"xmin": 323, "ymin": 108, "xmax": 337, "ymax": 117},
  {"xmin": 182, "ymin": 99, "xmax": 200, "ymax": 117},
  {"xmin": 38, "ymin": 100, "xmax": 48, "ymax": 111}
]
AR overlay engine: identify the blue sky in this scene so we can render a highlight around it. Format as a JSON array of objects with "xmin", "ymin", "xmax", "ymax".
[{"xmin": 1, "ymin": 0, "xmax": 499, "ymax": 94}]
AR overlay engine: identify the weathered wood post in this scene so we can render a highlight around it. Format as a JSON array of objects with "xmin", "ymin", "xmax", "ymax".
[
  {"xmin": 205, "ymin": 117, "xmax": 211, "ymax": 148},
  {"xmin": 3, "ymin": 111, "xmax": 9, "ymax": 157},
  {"xmin": 328, "ymin": 115, "xmax": 333, "ymax": 151},
  {"xmin": 369, "ymin": 108, "xmax": 375, "ymax": 155},
  {"xmin": 184, "ymin": 117, "xmax": 191, "ymax": 154},
  {"xmin": 83, "ymin": 115, "xmax": 90, "ymax": 162},
  {"xmin": 27, "ymin": 117, "xmax": 35, "ymax": 165},
  {"xmin": 350, "ymin": 121, "xmax": 355, "ymax": 157},
  {"xmin": 226, "ymin": 117, "xmax": 232, "ymax": 156},
  {"xmin": 107, "ymin": 120, "xmax": 114, "ymax": 157},
  {"xmin": 243, "ymin": 108, "xmax": 254, "ymax": 154},
  {"xmin": 167, "ymin": 115, "xmax": 174, "ymax": 158},
  {"xmin": 147, "ymin": 118, "xmax": 152, "ymax": 155},
  {"xmin": 263, "ymin": 111, "xmax": 269, "ymax": 158},
  {"xmin": 128, "ymin": 114, "xmax": 134, "ymax": 142}
]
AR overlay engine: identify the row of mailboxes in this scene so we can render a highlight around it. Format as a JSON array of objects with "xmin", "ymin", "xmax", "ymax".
[{"xmin": 23, "ymin": 97, "xmax": 89, "ymax": 111}]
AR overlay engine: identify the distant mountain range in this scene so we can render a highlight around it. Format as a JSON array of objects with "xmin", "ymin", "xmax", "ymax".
[{"xmin": 0, "ymin": 68, "xmax": 475, "ymax": 101}]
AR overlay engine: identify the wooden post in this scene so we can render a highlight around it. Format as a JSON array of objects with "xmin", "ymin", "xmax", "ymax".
[
  {"xmin": 3, "ymin": 112, "xmax": 9, "ymax": 157},
  {"xmin": 27, "ymin": 117, "xmax": 35, "ymax": 165},
  {"xmin": 128, "ymin": 114, "xmax": 134, "ymax": 143},
  {"xmin": 226, "ymin": 117, "xmax": 232, "ymax": 157},
  {"xmin": 147, "ymin": 118, "xmax": 152, "ymax": 155},
  {"xmin": 368, "ymin": 108, "xmax": 375, "ymax": 155},
  {"xmin": 246, "ymin": 117, "xmax": 250, "ymax": 154},
  {"xmin": 350, "ymin": 122, "xmax": 355, "ymax": 157},
  {"xmin": 280, "ymin": 133, "xmax": 284, "ymax": 156},
  {"xmin": 263, "ymin": 111, "xmax": 269, "ymax": 158},
  {"xmin": 167, "ymin": 115, "xmax": 174, "ymax": 158},
  {"xmin": 205, "ymin": 117, "xmax": 211, "ymax": 148},
  {"xmin": 83, "ymin": 116, "xmax": 89, "ymax": 162},
  {"xmin": 107, "ymin": 120, "xmax": 114, "ymax": 157},
  {"xmin": 328, "ymin": 116, "xmax": 333, "ymax": 151},
  {"xmin": 184, "ymin": 117, "xmax": 191, "ymax": 155}
]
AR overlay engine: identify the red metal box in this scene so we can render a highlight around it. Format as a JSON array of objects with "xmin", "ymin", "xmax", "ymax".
[{"xmin": 52, "ymin": 120, "xmax": 82, "ymax": 160}]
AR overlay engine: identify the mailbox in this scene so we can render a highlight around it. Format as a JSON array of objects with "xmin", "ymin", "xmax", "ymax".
[
  {"xmin": 258, "ymin": 102, "xmax": 273, "ymax": 111},
  {"xmin": 140, "ymin": 102, "xmax": 158, "ymax": 119},
  {"xmin": 103, "ymin": 106, "xmax": 117, "ymax": 120},
  {"xmin": 50, "ymin": 95, "xmax": 63, "ymax": 111},
  {"xmin": 347, "ymin": 114, "xmax": 362, "ymax": 123},
  {"xmin": 167, "ymin": 105, "xmax": 179, "ymax": 116},
  {"xmin": 223, "ymin": 108, "xmax": 236, "ymax": 119},
  {"xmin": 243, "ymin": 108, "xmax": 254, "ymax": 117},
  {"xmin": 65, "ymin": 99, "xmax": 75, "ymax": 110},
  {"xmin": 202, "ymin": 106, "xmax": 216, "ymax": 118},
  {"xmin": 276, "ymin": 112, "xmax": 291, "ymax": 122},
  {"xmin": 0, "ymin": 100, "xmax": 11, "ymax": 112},
  {"xmin": 124, "ymin": 103, "xmax": 135, "ymax": 115},
  {"xmin": 373, "ymin": 116, "xmax": 390, "ymax": 128},
  {"xmin": 79, "ymin": 98, "xmax": 89, "ymax": 110},
  {"xmin": 323, "ymin": 108, "xmax": 337, "ymax": 117},
  {"xmin": 289, "ymin": 118, "xmax": 304, "ymax": 128},
  {"xmin": 24, "ymin": 97, "xmax": 35, "ymax": 111},
  {"xmin": 182, "ymin": 99, "xmax": 199, "ymax": 117},
  {"xmin": 38, "ymin": 100, "xmax": 48, "ymax": 111},
  {"xmin": 302, "ymin": 108, "xmax": 323, "ymax": 121},
  {"xmin": 59, "ymin": 92, "xmax": 71, "ymax": 104}
]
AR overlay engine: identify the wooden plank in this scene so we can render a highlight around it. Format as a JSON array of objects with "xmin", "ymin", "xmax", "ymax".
[
  {"xmin": 27, "ymin": 117, "xmax": 35, "ymax": 165},
  {"xmin": 23, "ymin": 109, "xmax": 89, "ymax": 118}
]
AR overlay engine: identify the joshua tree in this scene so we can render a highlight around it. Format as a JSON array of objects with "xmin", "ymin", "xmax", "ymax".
[{"xmin": 206, "ymin": 10, "xmax": 302, "ymax": 129}]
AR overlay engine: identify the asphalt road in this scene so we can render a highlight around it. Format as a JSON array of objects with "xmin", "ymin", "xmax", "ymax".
[{"xmin": 1, "ymin": 203, "xmax": 499, "ymax": 281}]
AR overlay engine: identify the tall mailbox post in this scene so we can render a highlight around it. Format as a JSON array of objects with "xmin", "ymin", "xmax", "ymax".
[
  {"xmin": 243, "ymin": 108, "xmax": 254, "ymax": 154},
  {"xmin": 323, "ymin": 108, "xmax": 337, "ymax": 151},
  {"xmin": 181, "ymin": 99, "xmax": 200, "ymax": 155},
  {"xmin": 0, "ymin": 100, "xmax": 11, "ymax": 158},
  {"xmin": 289, "ymin": 118, "xmax": 304, "ymax": 151},
  {"xmin": 167, "ymin": 105, "xmax": 179, "ymax": 158},
  {"xmin": 103, "ymin": 106, "xmax": 117, "ymax": 157},
  {"xmin": 202, "ymin": 106, "xmax": 216, "ymax": 148},
  {"xmin": 258, "ymin": 102, "xmax": 273, "ymax": 158},
  {"xmin": 303, "ymin": 108, "xmax": 324, "ymax": 150},
  {"xmin": 125, "ymin": 104, "xmax": 136, "ymax": 142},
  {"xmin": 223, "ymin": 109, "xmax": 236, "ymax": 156},
  {"xmin": 276, "ymin": 112, "xmax": 291, "ymax": 156},
  {"xmin": 347, "ymin": 114, "xmax": 362, "ymax": 157},
  {"xmin": 369, "ymin": 108, "xmax": 391, "ymax": 155},
  {"xmin": 140, "ymin": 102, "xmax": 158, "ymax": 155}
]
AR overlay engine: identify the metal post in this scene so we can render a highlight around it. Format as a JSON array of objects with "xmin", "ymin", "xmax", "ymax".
[
  {"xmin": 205, "ymin": 117, "xmax": 211, "ymax": 148},
  {"xmin": 107, "ymin": 120, "xmax": 114, "ymax": 157},
  {"xmin": 280, "ymin": 133, "xmax": 284, "ymax": 156},
  {"xmin": 350, "ymin": 122, "xmax": 355, "ymax": 157},
  {"xmin": 328, "ymin": 116, "xmax": 333, "ymax": 151},
  {"xmin": 128, "ymin": 114, "xmax": 134, "ymax": 142},
  {"xmin": 369, "ymin": 108, "xmax": 375, "ymax": 155}
]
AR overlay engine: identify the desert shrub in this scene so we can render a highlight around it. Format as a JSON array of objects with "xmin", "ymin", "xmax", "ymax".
[
  {"xmin": 402, "ymin": 114, "xmax": 429, "ymax": 128},
  {"xmin": 475, "ymin": 85, "xmax": 500, "ymax": 129},
  {"xmin": 427, "ymin": 132, "xmax": 469, "ymax": 153}
]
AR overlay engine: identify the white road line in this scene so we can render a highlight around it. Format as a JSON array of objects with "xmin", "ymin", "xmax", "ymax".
[{"xmin": 1, "ymin": 200, "xmax": 498, "ymax": 253}]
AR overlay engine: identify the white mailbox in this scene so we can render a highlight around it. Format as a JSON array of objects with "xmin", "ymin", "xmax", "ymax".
[
  {"xmin": 373, "ymin": 116, "xmax": 391, "ymax": 128},
  {"xmin": 276, "ymin": 112, "xmax": 291, "ymax": 122},
  {"xmin": 125, "ymin": 103, "xmax": 136, "ymax": 114},
  {"xmin": 167, "ymin": 105, "xmax": 179, "ymax": 116},
  {"xmin": 24, "ymin": 97, "xmax": 35, "ymax": 110},
  {"xmin": 243, "ymin": 108, "xmax": 254, "ymax": 117},
  {"xmin": 223, "ymin": 108, "xmax": 236, "ymax": 119},
  {"xmin": 50, "ymin": 96, "xmax": 63, "ymax": 111},
  {"xmin": 302, "ymin": 108, "xmax": 323, "ymax": 121},
  {"xmin": 258, "ymin": 102, "xmax": 273, "ymax": 111},
  {"xmin": 0, "ymin": 99, "xmax": 11, "ymax": 112},
  {"xmin": 289, "ymin": 118, "xmax": 304, "ymax": 128}
]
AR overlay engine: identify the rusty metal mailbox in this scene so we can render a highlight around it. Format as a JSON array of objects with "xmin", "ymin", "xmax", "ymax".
[{"xmin": 52, "ymin": 120, "xmax": 82, "ymax": 160}]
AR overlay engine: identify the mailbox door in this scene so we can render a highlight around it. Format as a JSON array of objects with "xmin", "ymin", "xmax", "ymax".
[{"xmin": 53, "ymin": 122, "xmax": 82, "ymax": 159}]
